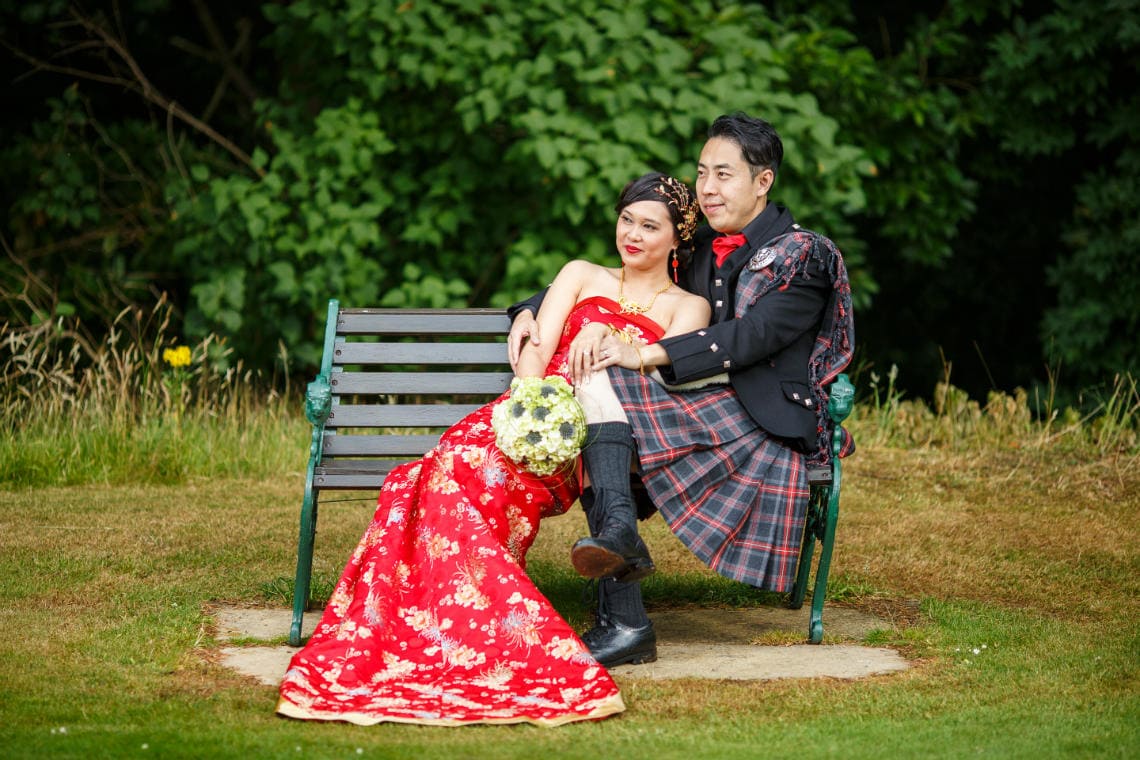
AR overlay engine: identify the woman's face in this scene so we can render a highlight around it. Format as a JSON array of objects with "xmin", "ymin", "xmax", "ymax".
[{"xmin": 615, "ymin": 200, "xmax": 677, "ymax": 272}]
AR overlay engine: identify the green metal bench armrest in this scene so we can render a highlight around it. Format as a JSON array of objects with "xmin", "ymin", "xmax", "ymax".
[
  {"xmin": 290, "ymin": 300, "xmax": 340, "ymax": 646},
  {"xmin": 828, "ymin": 373, "xmax": 855, "ymax": 455}
]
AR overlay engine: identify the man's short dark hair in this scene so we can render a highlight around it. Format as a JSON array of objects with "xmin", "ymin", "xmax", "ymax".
[{"xmin": 708, "ymin": 113, "xmax": 783, "ymax": 179}]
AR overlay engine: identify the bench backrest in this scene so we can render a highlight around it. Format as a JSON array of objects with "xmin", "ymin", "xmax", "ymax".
[{"xmin": 313, "ymin": 306, "xmax": 512, "ymax": 490}]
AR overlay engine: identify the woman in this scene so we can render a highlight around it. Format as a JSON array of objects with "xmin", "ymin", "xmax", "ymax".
[{"xmin": 276, "ymin": 173, "xmax": 709, "ymax": 727}]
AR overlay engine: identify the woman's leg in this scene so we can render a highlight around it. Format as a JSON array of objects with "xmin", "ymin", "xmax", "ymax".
[{"xmin": 572, "ymin": 371, "xmax": 656, "ymax": 666}]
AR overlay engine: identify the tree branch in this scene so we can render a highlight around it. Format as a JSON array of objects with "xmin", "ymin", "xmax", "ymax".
[
  {"xmin": 167, "ymin": 36, "xmax": 236, "ymax": 124},
  {"xmin": 3, "ymin": 38, "xmax": 139, "ymax": 90},
  {"xmin": 191, "ymin": 0, "xmax": 259, "ymax": 103},
  {"xmin": 68, "ymin": 8, "xmax": 264, "ymax": 176}
]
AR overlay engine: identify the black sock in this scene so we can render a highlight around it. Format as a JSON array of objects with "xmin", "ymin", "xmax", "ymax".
[
  {"xmin": 580, "ymin": 487, "xmax": 603, "ymax": 536},
  {"xmin": 599, "ymin": 576, "xmax": 650, "ymax": 628}
]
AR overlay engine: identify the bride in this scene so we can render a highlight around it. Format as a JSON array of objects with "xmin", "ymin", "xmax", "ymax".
[{"xmin": 277, "ymin": 172, "xmax": 709, "ymax": 726}]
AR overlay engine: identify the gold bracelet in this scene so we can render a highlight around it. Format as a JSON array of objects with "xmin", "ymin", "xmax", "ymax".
[
  {"xmin": 634, "ymin": 344, "xmax": 645, "ymax": 375},
  {"xmin": 608, "ymin": 324, "xmax": 632, "ymax": 344}
]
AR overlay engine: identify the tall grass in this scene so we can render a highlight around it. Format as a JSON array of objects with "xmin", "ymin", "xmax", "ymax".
[
  {"xmin": 853, "ymin": 362, "xmax": 1140, "ymax": 455},
  {"xmin": 4, "ymin": 297, "xmax": 1137, "ymax": 489},
  {"xmin": 1, "ymin": 297, "xmax": 307, "ymax": 487}
]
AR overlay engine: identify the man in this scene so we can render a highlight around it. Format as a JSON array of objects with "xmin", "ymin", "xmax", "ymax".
[{"xmin": 508, "ymin": 112, "xmax": 855, "ymax": 667}]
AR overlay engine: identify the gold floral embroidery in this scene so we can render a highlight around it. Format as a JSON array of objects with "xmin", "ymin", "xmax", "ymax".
[{"xmin": 545, "ymin": 635, "xmax": 585, "ymax": 661}]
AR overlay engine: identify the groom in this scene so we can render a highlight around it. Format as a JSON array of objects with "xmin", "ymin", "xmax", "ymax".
[{"xmin": 508, "ymin": 112, "xmax": 855, "ymax": 667}]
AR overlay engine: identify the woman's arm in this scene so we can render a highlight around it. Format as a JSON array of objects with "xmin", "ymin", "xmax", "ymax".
[{"xmin": 514, "ymin": 260, "xmax": 591, "ymax": 377}]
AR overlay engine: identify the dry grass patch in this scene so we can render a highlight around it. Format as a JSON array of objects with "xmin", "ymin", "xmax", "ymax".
[{"xmin": 837, "ymin": 446, "xmax": 1139, "ymax": 621}]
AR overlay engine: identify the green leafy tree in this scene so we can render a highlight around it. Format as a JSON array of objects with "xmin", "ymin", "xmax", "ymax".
[
  {"xmin": 0, "ymin": 0, "xmax": 269, "ymax": 334},
  {"xmin": 169, "ymin": 0, "xmax": 874, "ymax": 366},
  {"xmin": 977, "ymin": 0, "xmax": 1140, "ymax": 385},
  {"xmin": 782, "ymin": 0, "xmax": 1139, "ymax": 399}
]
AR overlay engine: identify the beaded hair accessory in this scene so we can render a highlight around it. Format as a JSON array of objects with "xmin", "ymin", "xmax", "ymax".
[{"xmin": 654, "ymin": 176, "xmax": 699, "ymax": 242}]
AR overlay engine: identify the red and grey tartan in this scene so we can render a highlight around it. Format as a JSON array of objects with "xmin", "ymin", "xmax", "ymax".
[{"xmin": 609, "ymin": 370, "xmax": 808, "ymax": 592}]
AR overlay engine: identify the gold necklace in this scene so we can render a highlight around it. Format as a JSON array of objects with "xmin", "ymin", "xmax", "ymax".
[{"xmin": 616, "ymin": 267, "xmax": 672, "ymax": 315}]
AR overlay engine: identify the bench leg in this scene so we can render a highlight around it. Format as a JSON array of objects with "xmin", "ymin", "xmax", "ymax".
[
  {"xmin": 808, "ymin": 475, "xmax": 842, "ymax": 644},
  {"xmin": 790, "ymin": 481, "xmax": 828, "ymax": 611},
  {"xmin": 289, "ymin": 489, "xmax": 319, "ymax": 647},
  {"xmin": 789, "ymin": 492, "xmax": 821, "ymax": 611}
]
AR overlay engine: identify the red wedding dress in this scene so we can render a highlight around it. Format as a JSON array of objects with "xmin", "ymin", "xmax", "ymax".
[{"xmin": 277, "ymin": 297, "xmax": 665, "ymax": 727}]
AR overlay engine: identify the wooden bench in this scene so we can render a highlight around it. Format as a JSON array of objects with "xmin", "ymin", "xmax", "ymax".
[{"xmin": 289, "ymin": 299, "xmax": 854, "ymax": 646}]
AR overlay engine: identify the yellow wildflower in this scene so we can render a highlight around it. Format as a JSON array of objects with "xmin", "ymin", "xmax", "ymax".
[{"xmin": 163, "ymin": 345, "xmax": 192, "ymax": 368}]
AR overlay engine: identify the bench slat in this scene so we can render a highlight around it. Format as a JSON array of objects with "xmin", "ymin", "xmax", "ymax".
[
  {"xmin": 327, "ymin": 404, "xmax": 484, "ymax": 428},
  {"xmin": 322, "ymin": 433, "xmax": 440, "ymax": 456},
  {"xmin": 333, "ymin": 341, "xmax": 507, "ymax": 365},
  {"xmin": 314, "ymin": 458, "xmax": 411, "ymax": 489},
  {"xmin": 338, "ymin": 309, "xmax": 511, "ymax": 335},
  {"xmin": 331, "ymin": 371, "xmax": 512, "ymax": 395},
  {"xmin": 318, "ymin": 458, "xmax": 407, "ymax": 473},
  {"xmin": 314, "ymin": 473, "xmax": 396, "ymax": 489}
]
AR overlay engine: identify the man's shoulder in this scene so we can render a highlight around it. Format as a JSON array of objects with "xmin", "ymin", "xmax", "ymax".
[
  {"xmin": 767, "ymin": 224, "xmax": 842, "ymax": 258},
  {"xmin": 770, "ymin": 224, "xmax": 822, "ymax": 245}
]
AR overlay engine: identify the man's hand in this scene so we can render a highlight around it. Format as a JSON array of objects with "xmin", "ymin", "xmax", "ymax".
[
  {"xmin": 591, "ymin": 338, "xmax": 669, "ymax": 376},
  {"xmin": 508, "ymin": 310, "xmax": 541, "ymax": 371}
]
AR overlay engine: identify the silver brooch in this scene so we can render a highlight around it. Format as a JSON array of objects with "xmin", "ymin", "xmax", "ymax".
[{"xmin": 747, "ymin": 247, "xmax": 778, "ymax": 271}]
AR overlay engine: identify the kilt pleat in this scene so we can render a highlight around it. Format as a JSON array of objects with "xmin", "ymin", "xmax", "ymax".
[{"xmin": 609, "ymin": 369, "xmax": 808, "ymax": 592}]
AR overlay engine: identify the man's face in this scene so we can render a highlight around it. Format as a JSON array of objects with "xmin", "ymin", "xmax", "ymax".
[{"xmin": 695, "ymin": 136, "xmax": 773, "ymax": 234}]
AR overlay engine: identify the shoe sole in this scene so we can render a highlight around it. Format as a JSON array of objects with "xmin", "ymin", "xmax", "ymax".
[
  {"xmin": 602, "ymin": 648, "xmax": 658, "ymax": 668},
  {"xmin": 571, "ymin": 544, "xmax": 627, "ymax": 579}
]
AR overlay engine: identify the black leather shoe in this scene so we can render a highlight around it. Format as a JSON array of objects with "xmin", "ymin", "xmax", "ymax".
[
  {"xmin": 581, "ymin": 621, "xmax": 657, "ymax": 667},
  {"xmin": 614, "ymin": 555, "xmax": 655, "ymax": 583},
  {"xmin": 571, "ymin": 525, "xmax": 655, "ymax": 580}
]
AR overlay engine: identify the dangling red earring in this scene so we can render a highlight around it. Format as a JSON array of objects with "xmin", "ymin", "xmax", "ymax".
[{"xmin": 671, "ymin": 249, "xmax": 679, "ymax": 283}]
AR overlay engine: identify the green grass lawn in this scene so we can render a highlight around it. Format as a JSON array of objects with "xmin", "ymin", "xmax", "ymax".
[{"xmin": 2, "ymin": 442, "xmax": 1137, "ymax": 759}]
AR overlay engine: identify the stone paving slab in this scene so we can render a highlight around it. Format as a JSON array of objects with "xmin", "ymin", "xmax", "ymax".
[
  {"xmin": 215, "ymin": 606, "xmax": 317, "ymax": 643},
  {"xmin": 213, "ymin": 606, "xmax": 909, "ymax": 686},
  {"xmin": 608, "ymin": 643, "xmax": 908, "ymax": 680},
  {"xmin": 651, "ymin": 606, "xmax": 889, "ymax": 643}
]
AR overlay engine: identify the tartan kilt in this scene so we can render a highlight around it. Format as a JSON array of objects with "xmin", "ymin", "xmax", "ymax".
[{"xmin": 609, "ymin": 368, "xmax": 808, "ymax": 593}]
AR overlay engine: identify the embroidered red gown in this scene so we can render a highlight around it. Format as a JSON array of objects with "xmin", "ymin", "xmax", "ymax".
[{"xmin": 277, "ymin": 297, "xmax": 664, "ymax": 727}]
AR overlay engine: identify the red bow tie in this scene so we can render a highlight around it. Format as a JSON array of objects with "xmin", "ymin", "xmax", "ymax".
[{"xmin": 712, "ymin": 234, "xmax": 747, "ymax": 267}]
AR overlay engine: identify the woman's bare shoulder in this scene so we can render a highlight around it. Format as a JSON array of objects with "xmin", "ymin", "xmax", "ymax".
[
  {"xmin": 668, "ymin": 289, "xmax": 712, "ymax": 327},
  {"xmin": 564, "ymin": 259, "xmax": 620, "ymax": 286},
  {"xmin": 675, "ymin": 288, "xmax": 710, "ymax": 311},
  {"xmin": 561, "ymin": 258, "xmax": 608, "ymax": 275}
]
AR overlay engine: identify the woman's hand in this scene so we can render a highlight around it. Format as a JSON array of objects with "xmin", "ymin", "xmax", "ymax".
[{"xmin": 566, "ymin": 322, "xmax": 613, "ymax": 386}]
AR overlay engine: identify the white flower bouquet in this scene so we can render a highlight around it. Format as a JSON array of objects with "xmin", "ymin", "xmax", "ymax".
[{"xmin": 491, "ymin": 375, "xmax": 586, "ymax": 476}]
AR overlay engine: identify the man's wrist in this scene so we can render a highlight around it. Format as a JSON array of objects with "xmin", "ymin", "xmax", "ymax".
[{"xmin": 641, "ymin": 343, "xmax": 670, "ymax": 369}]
